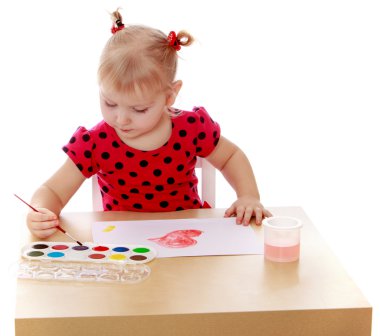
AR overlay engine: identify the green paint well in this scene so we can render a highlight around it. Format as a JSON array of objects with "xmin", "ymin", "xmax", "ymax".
[{"xmin": 133, "ymin": 247, "xmax": 150, "ymax": 253}]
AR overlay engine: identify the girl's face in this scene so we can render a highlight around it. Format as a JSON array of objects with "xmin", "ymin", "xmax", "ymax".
[{"xmin": 99, "ymin": 86, "xmax": 170, "ymax": 144}]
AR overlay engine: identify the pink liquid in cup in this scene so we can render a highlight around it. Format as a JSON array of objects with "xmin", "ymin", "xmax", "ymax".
[
  {"xmin": 264, "ymin": 243, "xmax": 300, "ymax": 262},
  {"xmin": 263, "ymin": 216, "xmax": 302, "ymax": 262}
]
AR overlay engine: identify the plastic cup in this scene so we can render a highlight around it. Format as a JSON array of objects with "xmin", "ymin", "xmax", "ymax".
[{"xmin": 263, "ymin": 216, "xmax": 303, "ymax": 262}]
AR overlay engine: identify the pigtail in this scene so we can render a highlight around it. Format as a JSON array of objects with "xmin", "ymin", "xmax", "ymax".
[
  {"xmin": 167, "ymin": 31, "xmax": 194, "ymax": 51},
  {"xmin": 110, "ymin": 8, "xmax": 125, "ymax": 34},
  {"xmin": 176, "ymin": 31, "xmax": 194, "ymax": 47}
]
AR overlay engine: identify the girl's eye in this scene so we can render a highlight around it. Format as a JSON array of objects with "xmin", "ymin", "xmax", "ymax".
[
  {"xmin": 105, "ymin": 101, "xmax": 117, "ymax": 108},
  {"xmin": 134, "ymin": 108, "xmax": 148, "ymax": 113}
]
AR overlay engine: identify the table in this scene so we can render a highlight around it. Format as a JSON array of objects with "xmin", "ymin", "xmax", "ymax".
[{"xmin": 15, "ymin": 207, "xmax": 372, "ymax": 336}]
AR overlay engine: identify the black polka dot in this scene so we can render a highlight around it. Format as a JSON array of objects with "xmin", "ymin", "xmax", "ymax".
[
  {"xmin": 69, "ymin": 137, "xmax": 76, "ymax": 144},
  {"xmin": 193, "ymin": 138, "xmax": 198, "ymax": 145},
  {"xmin": 196, "ymin": 147, "xmax": 202, "ymax": 153},
  {"xmin": 99, "ymin": 132, "xmax": 107, "ymax": 139},
  {"xmin": 126, "ymin": 151, "xmax": 134, "ymax": 158},
  {"xmin": 155, "ymin": 185, "xmax": 164, "ymax": 192},
  {"xmin": 179, "ymin": 130, "xmax": 187, "ymax": 137},
  {"xmin": 213, "ymin": 131, "xmax": 218, "ymax": 138},
  {"xmin": 112, "ymin": 141, "xmax": 120, "ymax": 148},
  {"xmin": 173, "ymin": 143, "xmax": 181, "ymax": 150},
  {"xmin": 153, "ymin": 169, "xmax": 162, "ymax": 177},
  {"xmin": 170, "ymin": 190, "xmax": 178, "ymax": 196},
  {"xmin": 106, "ymin": 204, "xmax": 112, "ymax": 210},
  {"xmin": 200, "ymin": 116, "xmax": 205, "ymax": 123},
  {"xmin": 193, "ymin": 199, "xmax": 199, "ymax": 205},
  {"xmin": 130, "ymin": 188, "xmax": 139, "ymax": 194},
  {"xmin": 118, "ymin": 179, "xmax": 126, "ymax": 186},
  {"xmin": 63, "ymin": 146, "xmax": 68, "ymax": 153},
  {"xmin": 129, "ymin": 172, "xmax": 138, "ymax": 177},
  {"xmin": 160, "ymin": 201, "xmax": 169, "ymax": 208},
  {"xmin": 84, "ymin": 150, "xmax": 92, "ymax": 158},
  {"xmin": 113, "ymin": 199, "xmax": 119, "ymax": 205},
  {"xmin": 145, "ymin": 193, "xmax": 154, "ymax": 200},
  {"xmin": 88, "ymin": 167, "xmax": 93, "ymax": 173},
  {"xmin": 121, "ymin": 194, "xmax": 129, "ymax": 200},
  {"xmin": 76, "ymin": 164, "xmax": 83, "ymax": 171},
  {"xmin": 101, "ymin": 152, "xmax": 110, "ymax": 160},
  {"xmin": 140, "ymin": 160, "xmax": 148, "ymax": 167},
  {"xmin": 176, "ymin": 207, "xmax": 184, "ymax": 211},
  {"xmin": 133, "ymin": 203, "xmax": 142, "ymax": 209},
  {"xmin": 167, "ymin": 177, "xmax": 175, "ymax": 184},
  {"xmin": 142, "ymin": 181, "xmax": 151, "ymax": 186},
  {"xmin": 115, "ymin": 162, "xmax": 123, "ymax": 170},
  {"xmin": 184, "ymin": 195, "xmax": 190, "ymax": 201},
  {"xmin": 164, "ymin": 157, "xmax": 172, "ymax": 164},
  {"xmin": 187, "ymin": 116, "xmax": 196, "ymax": 123},
  {"xmin": 82, "ymin": 134, "xmax": 90, "ymax": 142},
  {"xmin": 214, "ymin": 138, "xmax": 220, "ymax": 146},
  {"xmin": 198, "ymin": 132, "xmax": 206, "ymax": 140},
  {"xmin": 177, "ymin": 164, "xmax": 184, "ymax": 172},
  {"xmin": 102, "ymin": 186, "xmax": 109, "ymax": 193}
]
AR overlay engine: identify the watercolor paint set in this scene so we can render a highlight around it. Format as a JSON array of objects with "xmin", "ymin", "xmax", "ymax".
[
  {"xmin": 17, "ymin": 241, "xmax": 156, "ymax": 284},
  {"xmin": 22, "ymin": 241, "xmax": 157, "ymax": 265}
]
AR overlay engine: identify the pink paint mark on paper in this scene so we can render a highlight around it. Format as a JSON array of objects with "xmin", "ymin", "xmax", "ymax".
[{"xmin": 148, "ymin": 230, "xmax": 203, "ymax": 248}]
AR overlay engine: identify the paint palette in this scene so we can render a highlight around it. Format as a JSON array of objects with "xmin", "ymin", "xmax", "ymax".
[{"xmin": 22, "ymin": 242, "xmax": 156, "ymax": 265}]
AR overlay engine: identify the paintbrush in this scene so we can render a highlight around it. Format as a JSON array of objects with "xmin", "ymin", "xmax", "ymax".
[{"xmin": 14, "ymin": 193, "xmax": 83, "ymax": 246}]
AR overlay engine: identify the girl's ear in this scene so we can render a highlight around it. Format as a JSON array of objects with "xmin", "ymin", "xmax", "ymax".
[{"xmin": 166, "ymin": 80, "xmax": 183, "ymax": 106}]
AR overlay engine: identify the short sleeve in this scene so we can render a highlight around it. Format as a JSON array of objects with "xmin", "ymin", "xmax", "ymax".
[
  {"xmin": 191, "ymin": 106, "xmax": 221, "ymax": 157},
  {"xmin": 62, "ymin": 126, "xmax": 98, "ymax": 178}
]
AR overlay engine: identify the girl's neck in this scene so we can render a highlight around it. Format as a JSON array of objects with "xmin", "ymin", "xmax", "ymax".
[{"xmin": 121, "ymin": 112, "xmax": 172, "ymax": 151}]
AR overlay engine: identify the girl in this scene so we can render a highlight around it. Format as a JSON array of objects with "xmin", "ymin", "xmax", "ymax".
[{"xmin": 27, "ymin": 9, "xmax": 271, "ymax": 238}]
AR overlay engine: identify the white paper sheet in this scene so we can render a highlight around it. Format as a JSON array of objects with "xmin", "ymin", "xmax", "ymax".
[{"xmin": 92, "ymin": 217, "xmax": 263, "ymax": 258}]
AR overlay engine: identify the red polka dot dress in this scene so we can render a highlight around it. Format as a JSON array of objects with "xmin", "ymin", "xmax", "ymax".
[{"xmin": 63, "ymin": 107, "xmax": 221, "ymax": 212}]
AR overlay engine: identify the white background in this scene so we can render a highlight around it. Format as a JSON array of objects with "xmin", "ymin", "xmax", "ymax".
[{"xmin": 1, "ymin": 1, "xmax": 379, "ymax": 334}]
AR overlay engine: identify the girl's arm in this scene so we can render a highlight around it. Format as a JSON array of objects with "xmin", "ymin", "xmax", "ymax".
[
  {"xmin": 27, "ymin": 158, "xmax": 86, "ymax": 238},
  {"xmin": 206, "ymin": 136, "xmax": 271, "ymax": 225}
]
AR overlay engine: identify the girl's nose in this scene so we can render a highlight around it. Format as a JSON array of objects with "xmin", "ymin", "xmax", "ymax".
[{"xmin": 117, "ymin": 110, "xmax": 131, "ymax": 125}]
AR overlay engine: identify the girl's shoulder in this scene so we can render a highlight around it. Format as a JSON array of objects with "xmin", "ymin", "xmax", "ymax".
[
  {"xmin": 173, "ymin": 106, "xmax": 216, "ymax": 125},
  {"xmin": 72, "ymin": 121, "xmax": 114, "ymax": 140}
]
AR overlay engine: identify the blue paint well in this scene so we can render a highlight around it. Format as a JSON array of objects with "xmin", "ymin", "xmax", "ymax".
[
  {"xmin": 47, "ymin": 252, "xmax": 65, "ymax": 258},
  {"xmin": 112, "ymin": 247, "xmax": 129, "ymax": 252}
]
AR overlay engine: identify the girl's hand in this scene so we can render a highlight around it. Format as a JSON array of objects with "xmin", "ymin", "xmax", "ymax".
[
  {"xmin": 224, "ymin": 196, "xmax": 272, "ymax": 226},
  {"xmin": 26, "ymin": 208, "xmax": 60, "ymax": 238}
]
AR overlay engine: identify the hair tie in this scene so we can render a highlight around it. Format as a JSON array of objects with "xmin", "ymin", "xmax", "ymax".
[
  {"xmin": 111, "ymin": 19, "xmax": 125, "ymax": 34},
  {"xmin": 167, "ymin": 31, "xmax": 181, "ymax": 51}
]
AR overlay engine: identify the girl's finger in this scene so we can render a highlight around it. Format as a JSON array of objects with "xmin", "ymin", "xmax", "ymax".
[
  {"xmin": 242, "ymin": 207, "xmax": 254, "ymax": 226},
  {"xmin": 263, "ymin": 209, "xmax": 273, "ymax": 218},
  {"xmin": 224, "ymin": 205, "xmax": 236, "ymax": 218},
  {"xmin": 32, "ymin": 227, "xmax": 58, "ymax": 239},
  {"xmin": 235, "ymin": 206, "xmax": 245, "ymax": 225},
  {"xmin": 254, "ymin": 207, "xmax": 264, "ymax": 225}
]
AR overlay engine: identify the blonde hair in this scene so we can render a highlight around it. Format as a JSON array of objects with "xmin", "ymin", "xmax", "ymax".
[{"xmin": 98, "ymin": 9, "xmax": 194, "ymax": 94}]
